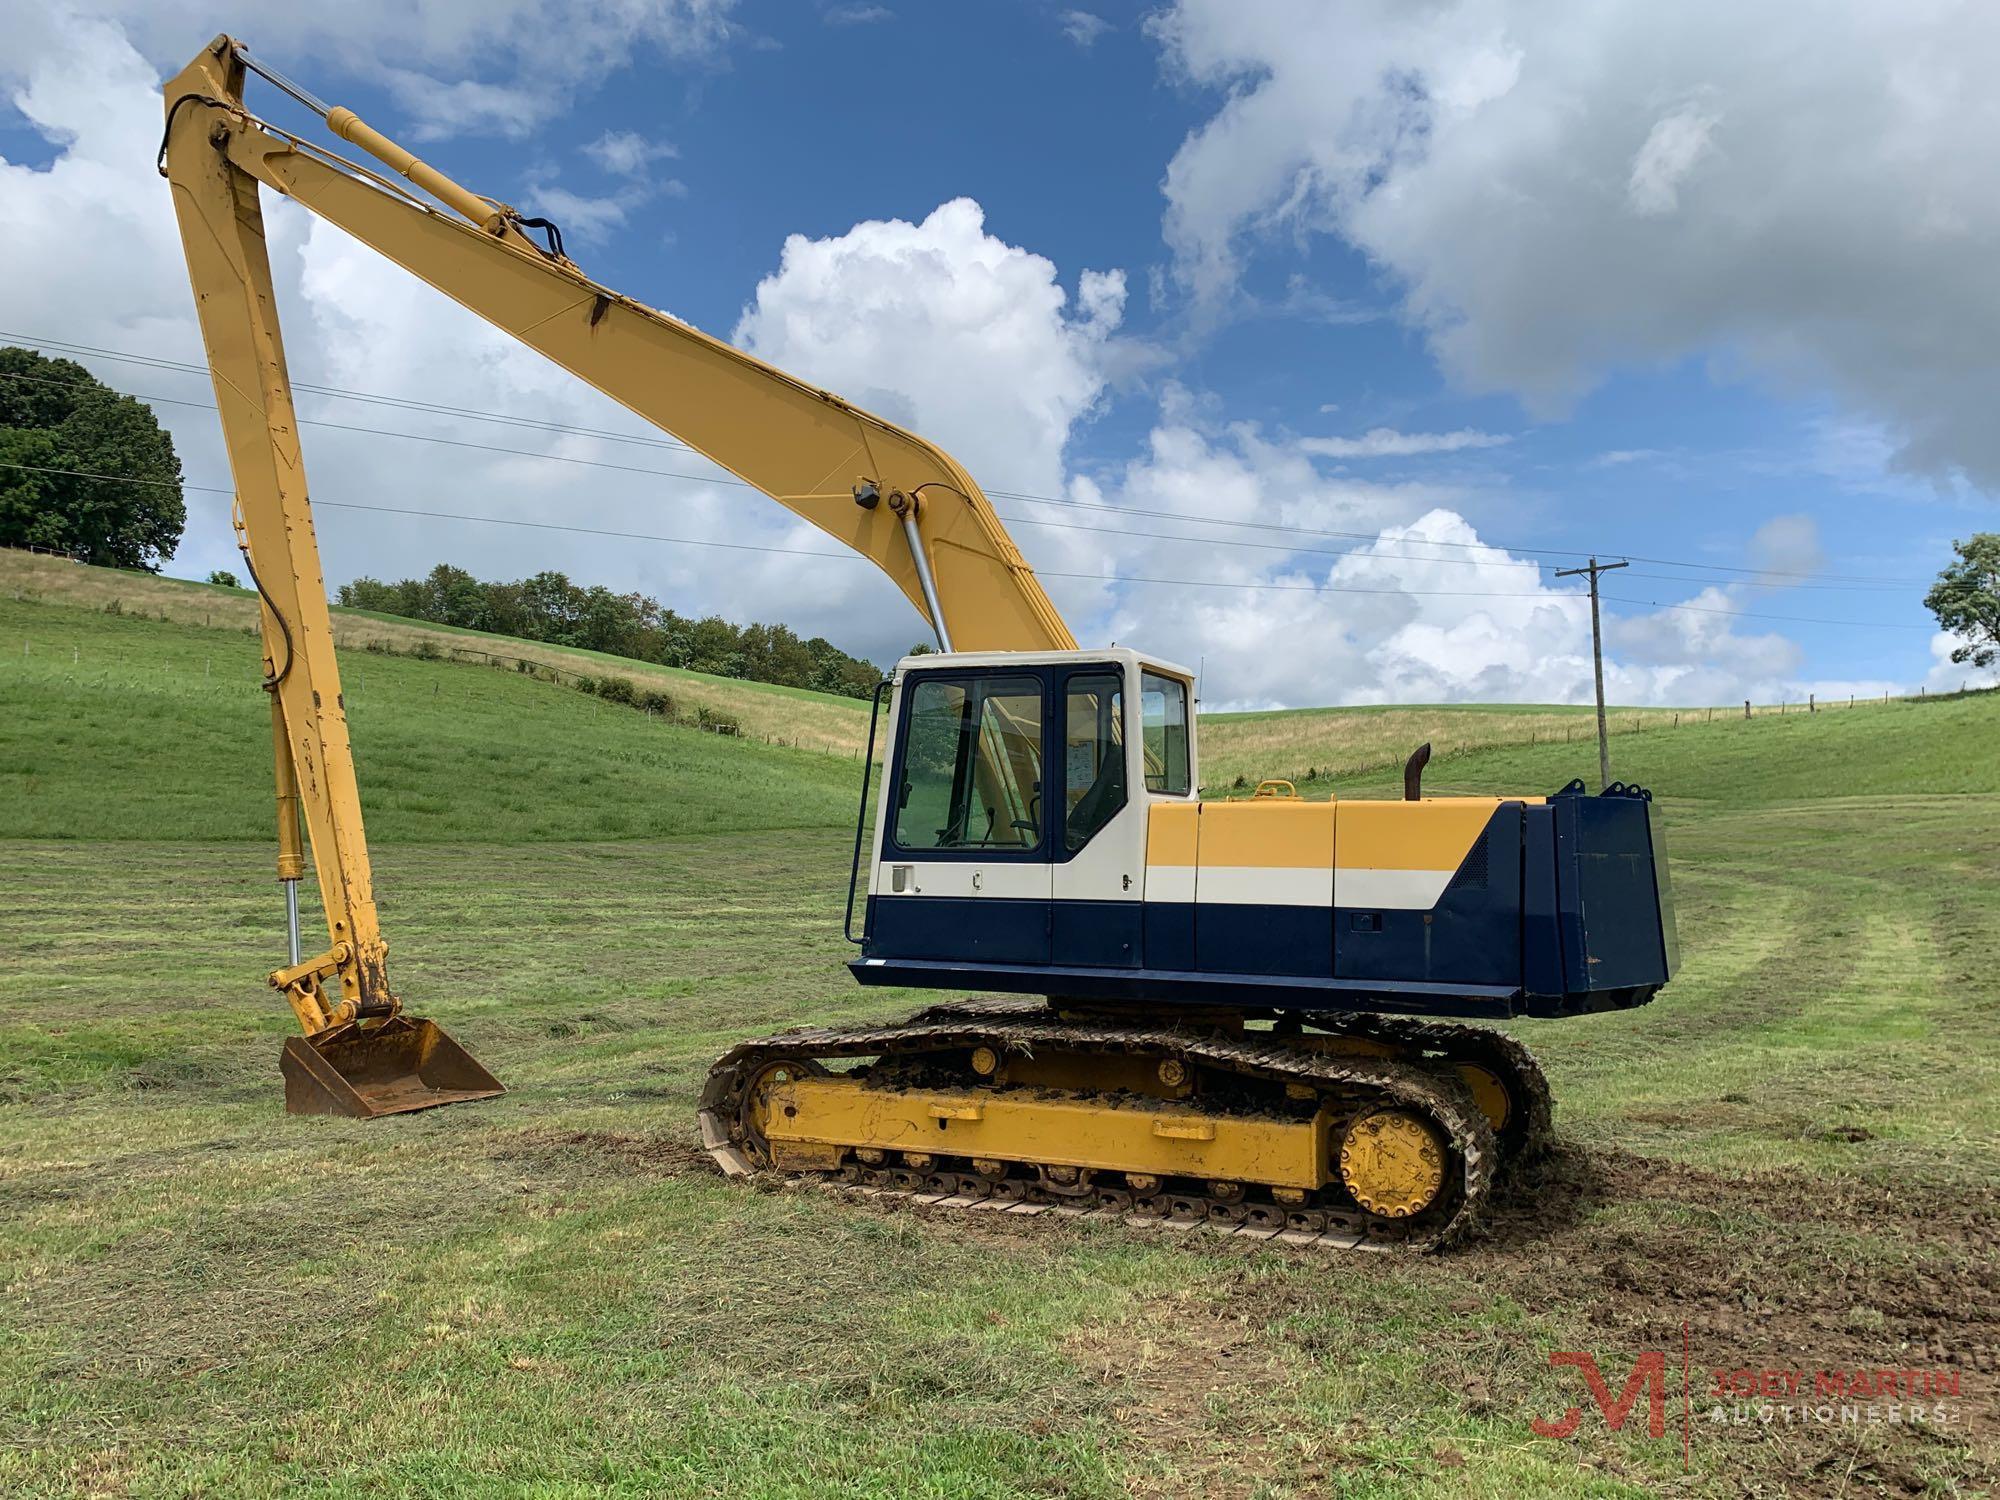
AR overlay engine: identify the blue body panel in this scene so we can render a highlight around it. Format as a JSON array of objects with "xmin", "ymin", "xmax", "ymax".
[
  {"xmin": 857, "ymin": 786, "xmax": 1672, "ymax": 1022},
  {"xmin": 1197, "ymin": 903, "xmax": 1333, "ymax": 978},
  {"xmin": 866, "ymin": 895, "xmax": 1049, "ymax": 966},
  {"xmin": 1336, "ymin": 803, "xmax": 1523, "ymax": 988},
  {"xmin": 1551, "ymin": 791, "xmax": 1673, "ymax": 995},
  {"xmin": 1053, "ymin": 899, "xmax": 1142, "ymax": 967}
]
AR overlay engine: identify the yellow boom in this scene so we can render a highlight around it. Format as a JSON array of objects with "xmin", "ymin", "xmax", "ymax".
[{"xmin": 160, "ymin": 35, "xmax": 1074, "ymax": 1114}]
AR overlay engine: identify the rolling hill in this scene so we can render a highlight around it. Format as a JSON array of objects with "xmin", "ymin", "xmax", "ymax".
[{"xmin": 11, "ymin": 549, "xmax": 1976, "ymax": 815}]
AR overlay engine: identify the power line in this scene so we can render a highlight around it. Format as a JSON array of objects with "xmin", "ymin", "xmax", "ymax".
[
  {"xmin": 0, "ymin": 459, "xmax": 1935, "ymax": 630},
  {"xmin": 2, "ymin": 330, "xmax": 1930, "ymax": 586},
  {"xmin": 0, "ymin": 332, "xmax": 702, "ymax": 454},
  {"xmin": 0, "ymin": 363, "xmax": 1924, "ymax": 595}
]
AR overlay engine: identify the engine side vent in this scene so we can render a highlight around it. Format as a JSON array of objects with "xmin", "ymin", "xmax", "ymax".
[{"xmin": 1445, "ymin": 833, "xmax": 1489, "ymax": 893}]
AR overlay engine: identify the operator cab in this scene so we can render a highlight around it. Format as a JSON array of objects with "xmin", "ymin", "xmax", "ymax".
[{"xmin": 860, "ymin": 648, "xmax": 1194, "ymax": 970}]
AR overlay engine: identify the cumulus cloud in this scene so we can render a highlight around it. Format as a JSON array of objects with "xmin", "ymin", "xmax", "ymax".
[
  {"xmin": 3, "ymin": 0, "xmax": 739, "ymax": 139},
  {"xmin": 1078, "ymin": 414, "xmax": 1843, "ymax": 710},
  {"xmin": 1299, "ymin": 428, "xmax": 1511, "ymax": 460},
  {"xmin": 733, "ymin": 198, "xmax": 1127, "ymax": 500},
  {"xmin": 1152, "ymin": 0, "xmax": 2000, "ymax": 490}
]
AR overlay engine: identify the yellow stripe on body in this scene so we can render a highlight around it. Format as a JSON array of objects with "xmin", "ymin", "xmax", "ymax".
[
  {"xmin": 1143, "ymin": 800, "xmax": 1201, "ymax": 902},
  {"xmin": 1145, "ymin": 801, "xmax": 1200, "ymax": 866},
  {"xmin": 1337, "ymin": 798, "xmax": 1499, "ymax": 911},
  {"xmin": 1196, "ymin": 801, "xmax": 1333, "ymax": 907},
  {"xmin": 1336, "ymin": 799, "xmax": 1498, "ymax": 871},
  {"xmin": 1145, "ymin": 798, "xmax": 1503, "ymax": 911}
]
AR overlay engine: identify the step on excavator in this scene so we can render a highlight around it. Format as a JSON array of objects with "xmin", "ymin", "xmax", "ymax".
[{"xmin": 163, "ymin": 36, "xmax": 1677, "ymax": 1244}]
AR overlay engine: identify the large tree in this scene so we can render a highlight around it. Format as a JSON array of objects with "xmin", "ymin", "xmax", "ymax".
[
  {"xmin": 0, "ymin": 347, "xmax": 184, "ymax": 569},
  {"xmin": 1925, "ymin": 533, "xmax": 2000, "ymax": 670}
]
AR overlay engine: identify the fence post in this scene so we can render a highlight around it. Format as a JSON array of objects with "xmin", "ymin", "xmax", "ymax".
[
  {"xmin": 1809, "ymin": 694, "xmax": 1815, "ymax": 713},
  {"xmin": 1744, "ymin": 700, "xmax": 1751, "ymax": 719}
]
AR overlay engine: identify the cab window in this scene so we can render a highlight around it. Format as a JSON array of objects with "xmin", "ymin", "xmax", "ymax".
[
  {"xmin": 1141, "ymin": 671, "xmax": 1191, "ymax": 795},
  {"xmin": 1063, "ymin": 672, "xmax": 1125, "ymax": 850},
  {"xmin": 893, "ymin": 675, "xmax": 1044, "ymax": 852}
]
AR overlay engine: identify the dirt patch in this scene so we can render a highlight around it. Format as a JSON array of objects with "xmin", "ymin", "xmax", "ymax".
[{"xmin": 1067, "ymin": 1293, "xmax": 1304, "ymax": 1499}]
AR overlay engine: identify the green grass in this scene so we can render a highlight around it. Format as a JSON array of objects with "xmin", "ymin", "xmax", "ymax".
[
  {"xmin": 0, "ymin": 595, "xmax": 860, "ymax": 842},
  {"xmin": 1329, "ymin": 689, "xmax": 2000, "ymax": 802},
  {"xmin": 2, "ymin": 551, "xmax": 878, "ymax": 754},
  {"xmin": 3, "ymin": 589, "xmax": 1997, "ymax": 1496}
]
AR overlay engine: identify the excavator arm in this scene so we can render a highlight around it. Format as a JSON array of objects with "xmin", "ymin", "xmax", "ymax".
[
  {"xmin": 162, "ymin": 36, "xmax": 1074, "ymax": 654},
  {"xmin": 160, "ymin": 35, "xmax": 1071, "ymax": 1114}
]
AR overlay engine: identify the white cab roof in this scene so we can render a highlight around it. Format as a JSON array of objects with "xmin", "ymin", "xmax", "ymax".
[{"xmin": 891, "ymin": 645, "xmax": 1195, "ymax": 681}]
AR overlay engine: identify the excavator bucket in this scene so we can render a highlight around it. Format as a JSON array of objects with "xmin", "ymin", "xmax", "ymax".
[{"xmin": 280, "ymin": 1016, "xmax": 504, "ymax": 1118}]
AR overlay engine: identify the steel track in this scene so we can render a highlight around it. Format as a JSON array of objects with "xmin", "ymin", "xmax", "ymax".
[{"xmin": 700, "ymin": 1005, "xmax": 1499, "ymax": 1253}]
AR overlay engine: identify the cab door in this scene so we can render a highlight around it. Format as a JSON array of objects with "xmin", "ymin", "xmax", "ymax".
[
  {"xmin": 1050, "ymin": 666, "xmax": 1143, "ymax": 966},
  {"xmin": 870, "ymin": 670, "xmax": 1052, "ymax": 966}
]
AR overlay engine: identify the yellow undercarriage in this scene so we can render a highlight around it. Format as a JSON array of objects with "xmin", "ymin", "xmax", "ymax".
[
  {"xmin": 763, "ymin": 1075, "xmax": 1335, "ymax": 1188},
  {"xmin": 752, "ymin": 1061, "xmax": 1455, "ymax": 1217}
]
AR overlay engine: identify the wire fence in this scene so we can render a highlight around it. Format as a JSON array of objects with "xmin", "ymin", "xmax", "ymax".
[{"xmin": 1229, "ymin": 680, "xmax": 1997, "ymax": 792}]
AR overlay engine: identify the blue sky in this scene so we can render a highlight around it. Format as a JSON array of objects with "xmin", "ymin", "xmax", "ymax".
[{"xmin": 1, "ymin": 0, "xmax": 1992, "ymax": 706}]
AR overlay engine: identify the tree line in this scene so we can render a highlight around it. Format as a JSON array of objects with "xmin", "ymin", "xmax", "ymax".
[{"xmin": 337, "ymin": 563, "xmax": 884, "ymax": 698}]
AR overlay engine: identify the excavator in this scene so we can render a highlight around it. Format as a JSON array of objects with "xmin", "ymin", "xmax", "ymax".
[{"xmin": 163, "ymin": 36, "xmax": 1676, "ymax": 1249}]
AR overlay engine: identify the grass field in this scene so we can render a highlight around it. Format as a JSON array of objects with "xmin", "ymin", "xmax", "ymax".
[
  {"xmin": 3, "ymin": 577, "xmax": 1998, "ymax": 1496},
  {"xmin": 0, "ymin": 552, "xmax": 878, "ymax": 756}
]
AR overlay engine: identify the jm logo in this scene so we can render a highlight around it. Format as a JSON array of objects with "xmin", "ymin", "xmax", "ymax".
[{"xmin": 1532, "ymin": 1351, "xmax": 1670, "ymax": 1440}]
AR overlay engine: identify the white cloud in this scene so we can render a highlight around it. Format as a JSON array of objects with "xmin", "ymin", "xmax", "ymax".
[
  {"xmin": 520, "ymin": 180, "xmax": 647, "ymax": 241},
  {"xmin": 1299, "ymin": 428, "xmax": 1511, "ymax": 460},
  {"xmin": 823, "ymin": 4, "xmax": 892, "ymax": 25},
  {"xmin": 732, "ymin": 198, "xmax": 1126, "ymax": 500},
  {"xmin": 1061, "ymin": 11, "xmax": 1112, "ymax": 48},
  {"xmin": 583, "ymin": 129, "xmax": 679, "ymax": 177},
  {"xmin": 1152, "ymin": 0, "xmax": 2000, "ymax": 490},
  {"xmin": 1085, "ymin": 418, "xmax": 1835, "ymax": 710},
  {"xmin": 1923, "ymin": 632, "xmax": 2000, "ymax": 694},
  {"xmin": 4, "ymin": 0, "xmax": 739, "ymax": 139},
  {"xmin": 0, "ymin": 15, "xmax": 919, "ymax": 661}
]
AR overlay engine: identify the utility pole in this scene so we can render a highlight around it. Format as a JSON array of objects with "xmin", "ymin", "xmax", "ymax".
[{"xmin": 1555, "ymin": 557, "xmax": 1629, "ymax": 791}]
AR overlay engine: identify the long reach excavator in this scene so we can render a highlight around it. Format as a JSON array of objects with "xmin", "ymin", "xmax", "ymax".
[{"xmin": 163, "ymin": 36, "xmax": 1677, "ymax": 1249}]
